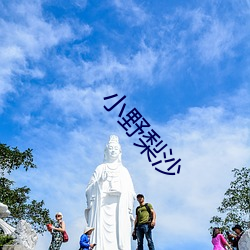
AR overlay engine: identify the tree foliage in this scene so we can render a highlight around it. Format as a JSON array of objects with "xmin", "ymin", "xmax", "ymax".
[
  {"xmin": 0, "ymin": 234, "xmax": 14, "ymax": 246},
  {"xmin": 0, "ymin": 144, "xmax": 36, "ymax": 175},
  {"xmin": 210, "ymin": 167, "xmax": 250, "ymax": 232},
  {"xmin": 0, "ymin": 143, "xmax": 52, "ymax": 233}
]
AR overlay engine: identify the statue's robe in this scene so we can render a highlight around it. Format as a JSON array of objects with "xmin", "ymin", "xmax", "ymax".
[
  {"xmin": 85, "ymin": 163, "xmax": 136, "ymax": 250},
  {"xmin": 239, "ymin": 229, "xmax": 250, "ymax": 250}
]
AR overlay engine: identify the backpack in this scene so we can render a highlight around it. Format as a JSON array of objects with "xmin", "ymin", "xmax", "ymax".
[{"xmin": 136, "ymin": 203, "xmax": 154, "ymax": 229}]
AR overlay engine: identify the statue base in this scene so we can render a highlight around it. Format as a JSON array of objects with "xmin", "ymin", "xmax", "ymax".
[{"xmin": 1, "ymin": 245, "xmax": 26, "ymax": 250}]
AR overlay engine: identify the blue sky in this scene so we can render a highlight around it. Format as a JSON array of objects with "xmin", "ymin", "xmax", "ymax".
[{"xmin": 1, "ymin": 0, "xmax": 250, "ymax": 249}]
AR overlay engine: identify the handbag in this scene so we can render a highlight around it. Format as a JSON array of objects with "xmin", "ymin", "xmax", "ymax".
[
  {"xmin": 62, "ymin": 231, "xmax": 69, "ymax": 242},
  {"xmin": 46, "ymin": 224, "xmax": 52, "ymax": 232}
]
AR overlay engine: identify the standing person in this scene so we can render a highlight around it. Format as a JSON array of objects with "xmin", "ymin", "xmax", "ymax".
[
  {"xmin": 211, "ymin": 227, "xmax": 232, "ymax": 250},
  {"xmin": 85, "ymin": 135, "xmax": 136, "ymax": 250},
  {"xmin": 79, "ymin": 227, "xmax": 96, "ymax": 250},
  {"xmin": 133, "ymin": 194, "xmax": 156, "ymax": 250},
  {"xmin": 226, "ymin": 231, "xmax": 238, "ymax": 250},
  {"xmin": 231, "ymin": 225, "xmax": 244, "ymax": 250},
  {"xmin": 48, "ymin": 212, "xmax": 66, "ymax": 250}
]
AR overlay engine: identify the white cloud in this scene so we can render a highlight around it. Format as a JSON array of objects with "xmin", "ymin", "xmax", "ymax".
[
  {"xmin": 189, "ymin": 8, "xmax": 210, "ymax": 33},
  {"xmin": 196, "ymin": 20, "xmax": 235, "ymax": 63},
  {"xmin": 127, "ymin": 42, "xmax": 158, "ymax": 84},
  {"xmin": 224, "ymin": 84, "xmax": 250, "ymax": 115},
  {"xmin": 0, "ymin": 45, "xmax": 25, "ymax": 110},
  {"xmin": 0, "ymin": 1, "xmax": 75, "ymax": 110},
  {"xmin": 73, "ymin": 0, "xmax": 87, "ymax": 9},
  {"xmin": 159, "ymin": 7, "xmax": 240, "ymax": 67},
  {"xmin": 112, "ymin": 0, "xmax": 148, "ymax": 26},
  {"xmin": 81, "ymin": 48, "xmax": 127, "ymax": 85},
  {"xmin": 81, "ymin": 45, "xmax": 158, "ymax": 86},
  {"xmin": 48, "ymin": 84, "xmax": 118, "ymax": 119},
  {"xmin": 0, "ymin": 2, "xmax": 73, "ymax": 58}
]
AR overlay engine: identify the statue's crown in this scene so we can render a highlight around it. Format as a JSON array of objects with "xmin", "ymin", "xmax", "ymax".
[{"xmin": 109, "ymin": 135, "xmax": 119, "ymax": 144}]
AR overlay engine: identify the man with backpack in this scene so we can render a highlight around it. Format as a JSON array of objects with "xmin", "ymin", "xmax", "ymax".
[{"xmin": 132, "ymin": 194, "xmax": 156, "ymax": 250}]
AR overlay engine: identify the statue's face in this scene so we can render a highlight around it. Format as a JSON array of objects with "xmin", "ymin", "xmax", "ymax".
[{"xmin": 107, "ymin": 142, "xmax": 121, "ymax": 160}]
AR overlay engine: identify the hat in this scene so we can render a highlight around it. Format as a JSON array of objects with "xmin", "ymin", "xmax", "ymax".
[
  {"xmin": 84, "ymin": 227, "xmax": 94, "ymax": 234},
  {"xmin": 55, "ymin": 212, "xmax": 63, "ymax": 218},
  {"xmin": 232, "ymin": 225, "xmax": 243, "ymax": 231}
]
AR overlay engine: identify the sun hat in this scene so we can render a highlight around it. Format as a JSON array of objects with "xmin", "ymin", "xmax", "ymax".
[
  {"xmin": 55, "ymin": 212, "xmax": 63, "ymax": 218},
  {"xmin": 84, "ymin": 227, "xmax": 95, "ymax": 234}
]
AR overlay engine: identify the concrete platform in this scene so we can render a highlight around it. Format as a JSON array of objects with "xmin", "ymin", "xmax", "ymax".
[{"xmin": 1, "ymin": 245, "xmax": 26, "ymax": 250}]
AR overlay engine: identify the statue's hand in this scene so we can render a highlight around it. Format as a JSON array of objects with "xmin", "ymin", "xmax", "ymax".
[{"xmin": 129, "ymin": 213, "xmax": 135, "ymax": 222}]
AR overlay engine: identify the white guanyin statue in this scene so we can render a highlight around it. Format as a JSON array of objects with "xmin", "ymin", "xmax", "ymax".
[
  {"xmin": 0, "ymin": 202, "xmax": 38, "ymax": 250},
  {"xmin": 85, "ymin": 135, "xmax": 136, "ymax": 250},
  {"xmin": 0, "ymin": 202, "xmax": 15, "ymax": 235},
  {"xmin": 13, "ymin": 220, "xmax": 38, "ymax": 250},
  {"xmin": 238, "ymin": 228, "xmax": 250, "ymax": 250}
]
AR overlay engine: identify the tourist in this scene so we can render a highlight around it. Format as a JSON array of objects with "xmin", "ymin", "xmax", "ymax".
[
  {"xmin": 79, "ymin": 227, "xmax": 96, "ymax": 250},
  {"xmin": 231, "ymin": 225, "xmax": 244, "ymax": 250},
  {"xmin": 85, "ymin": 135, "xmax": 136, "ymax": 250},
  {"xmin": 211, "ymin": 227, "xmax": 232, "ymax": 250},
  {"xmin": 133, "ymin": 194, "xmax": 156, "ymax": 250},
  {"xmin": 226, "ymin": 231, "xmax": 238, "ymax": 249},
  {"xmin": 48, "ymin": 212, "xmax": 66, "ymax": 250}
]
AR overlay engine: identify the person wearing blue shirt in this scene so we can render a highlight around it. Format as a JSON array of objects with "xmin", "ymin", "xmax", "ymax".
[{"xmin": 79, "ymin": 227, "xmax": 96, "ymax": 250}]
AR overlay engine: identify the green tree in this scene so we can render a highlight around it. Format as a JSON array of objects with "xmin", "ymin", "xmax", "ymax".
[
  {"xmin": 210, "ymin": 167, "xmax": 250, "ymax": 232},
  {"xmin": 0, "ymin": 143, "xmax": 52, "ymax": 233}
]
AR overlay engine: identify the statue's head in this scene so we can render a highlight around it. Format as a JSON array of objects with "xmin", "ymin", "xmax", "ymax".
[
  {"xmin": 104, "ymin": 135, "xmax": 122, "ymax": 163},
  {"xmin": 0, "ymin": 202, "xmax": 10, "ymax": 218}
]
